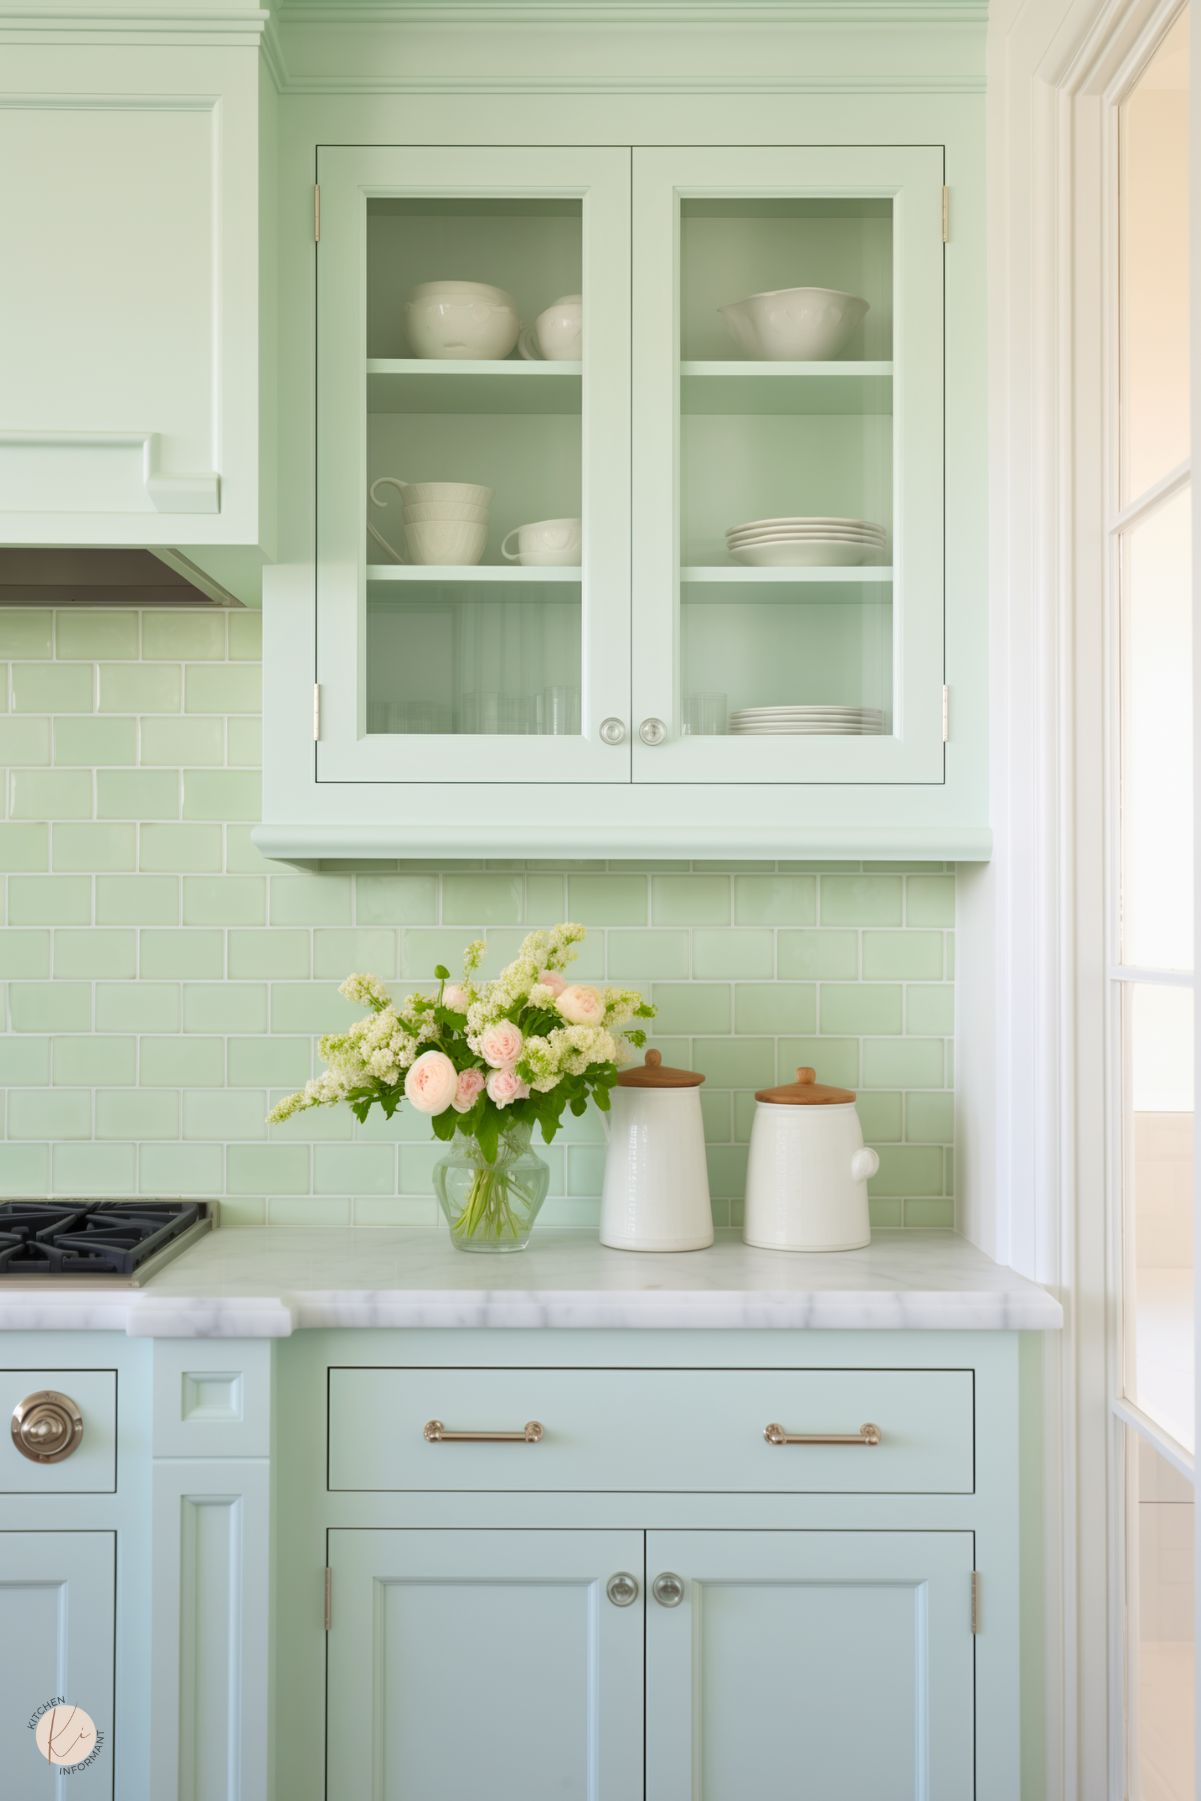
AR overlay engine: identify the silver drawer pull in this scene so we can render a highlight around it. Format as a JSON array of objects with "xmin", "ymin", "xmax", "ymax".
[
  {"xmin": 764, "ymin": 1422, "xmax": 881, "ymax": 1447},
  {"xmin": 423, "ymin": 1419, "xmax": 544, "ymax": 1444}
]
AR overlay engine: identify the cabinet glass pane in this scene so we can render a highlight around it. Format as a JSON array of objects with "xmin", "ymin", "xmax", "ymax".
[
  {"xmin": 1119, "ymin": 9, "xmax": 1190, "ymax": 504},
  {"xmin": 365, "ymin": 197, "xmax": 583, "ymax": 737},
  {"xmin": 1122, "ymin": 983, "xmax": 1194, "ymax": 1452},
  {"xmin": 1120, "ymin": 487, "xmax": 1193, "ymax": 969},
  {"xmin": 679, "ymin": 198, "xmax": 893, "ymax": 737},
  {"xmin": 1127, "ymin": 1434, "xmax": 1195, "ymax": 1799}
]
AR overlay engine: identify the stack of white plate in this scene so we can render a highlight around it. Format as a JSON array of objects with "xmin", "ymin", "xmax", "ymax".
[
  {"xmin": 725, "ymin": 516, "xmax": 887, "ymax": 568},
  {"xmin": 729, "ymin": 706, "xmax": 885, "ymax": 736}
]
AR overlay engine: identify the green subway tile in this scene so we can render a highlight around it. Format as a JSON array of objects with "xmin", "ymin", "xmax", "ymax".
[
  {"xmin": 651, "ymin": 875, "xmax": 730, "ymax": 925},
  {"xmin": 54, "ymin": 717, "xmax": 136, "ymax": 767},
  {"xmin": 906, "ymin": 984, "xmax": 955, "ymax": 1036},
  {"xmin": 227, "ymin": 717, "xmax": 261, "ymax": 767},
  {"xmin": 53, "ymin": 1144, "xmax": 136, "ymax": 1195},
  {"xmin": 140, "ymin": 823, "xmax": 221, "ymax": 873},
  {"xmin": 906, "ymin": 1092, "xmax": 955, "ymax": 1143},
  {"xmin": 54, "ymin": 824, "xmax": 135, "ymax": 871},
  {"xmin": 566, "ymin": 1145, "xmax": 605, "ymax": 1196},
  {"xmin": 96, "ymin": 983, "xmax": 180, "ymax": 1032},
  {"xmin": 270, "ymin": 873, "xmax": 353, "ymax": 927},
  {"xmin": 945, "ymin": 1146, "xmax": 955, "ymax": 1194},
  {"xmin": 819, "ymin": 873, "xmax": 903, "ymax": 925},
  {"xmin": 11, "ymin": 770, "xmax": 92, "ymax": 819},
  {"xmin": 140, "ymin": 929, "xmax": 223, "ymax": 980},
  {"xmin": 9, "ymin": 984, "xmax": 91, "ymax": 1032},
  {"xmin": 706, "ymin": 1144, "xmax": 749, "ymax": 1202},
  {"xmin": 651, "ymin": 983, "xmax": 731, "ymax": 1035},
  {"xmin": 183, "ymin": 1091, "xmax": 267, "ymax": 1140},
  {"xmin": 700, "ymin": 1089, "xmax": 732, "ymax": 1141},
  {"xmin": 185, "ymin": 663, "xmax": 259, "ymax": 714},
  {"xmin": 945, "ymin": 938, "xmax": 956, "ymax": 979},
  {"xmin": 691, "ymin": 931, "xmax": 773, "ymax": 979},
  {"xmin": 524, "ymin": 873, "xmax": 565, "ymax": 922},
  {"xmin": 313, "ymin": 930, "xmax": 395, "ymax": 981},
  {"xmin": 52, "ymin": 1036, "xmax": 136, "ymax": 1087},
  {"xmin": 352, "ymin": 1198, "xmax": 424, "ymax": 1227},
  {"xmin": 139, "ymin": 716, "xmax": 224, "ymax": 767},
  {"xmin": 57, "ymin": 611, "xmax": 138, "ymax": 659},
  {"xmin": 267, "ymin": 1197, "xmax": 351, "ymax": 1226},
  {"xmin": 228, "ymin": 611, "xmax": 262, "ymax": 659},
  {"xmin": 314, "ymin": 1145, "xmax": 396, "ymax": 1196},
  {"xmin": 778, "ymin": 1037, "xmax": 859, "ymax": 1088},
  {"xmin": 0, "ymin": 612, "xmax": 52, "ymax": 659},
  {"xmin": 96, "ymin": 1090, "xmax": 179, "ymax": 1140},
  {"xmin": 606, "ymin": 929, "xmax": 689, "ymax": 980},
  {"xmin": 868, "ymin": 1197, "xmax": 904, "ymax": 1230},
  {"xmin": 229, "ymin": 1036, "xmax": 312, "ymax": 1088},
  {"xmin": 644, "ymin": 1036, "xmax": 691, "ymax": 1068},
  {"xmin": 565, "ymin": 874, "xmax": 648, "ymax": 925},
  {"xmin": 733, "ymin": 1091, "xmax": 758, "ymax": 1141},
  {"xmin": 143, "ymin": 610, "xmax": 226, "ymax": 661},
  {"xmin": 9, "ymin": 1088, "xmax": 90, "ymax": 1138},
  {"xmin": 228, "ymin": 1144, "xmax": 310, "ymax": 1196},
  {"xmin": 692, "ymin": 1036, "xmax": 775, "ymax": 1089},
  {"xmin": 861, "ymin": 931, "xmax": 944, "ymax": 980},
  {"xmin": 225, "ymin": 825, "xmax": 277, "ymax": 874},
  {"xmin": 734, "ymin": 983, "xmax": 816, "ymax": 1034},
  {"xmin": 0, "ymin": 1145, "xmax": 49, "ymax": 1192},
  {"xmin": 856, "ymin": 1090, "xmax": 904, "ymax": 1142},
  {"xmin": 183, "ymin": 982, "xmax": 268, "ymax": 1034},
  {"xmin": 139, "ymin": 1144, "xmax": 224, "ymax": 1195},
  {"xmin": 733, "ymin": 874, "xmax": 817, "ymax": 925},
  {"xmin": 861, "ymin": 1038, "xmax": 944, "ymax": 1089},
  {"xmin": 139, "ymin": 1037, "xmax": 224, "ymax": 1087},
  {"xmin": 398, "ymin": 1143, "xmax": 448, "ymax": 1193},
  {"xmin": 228, "ymin": 929, "xmax": 311, "ymax": 980},
  {"xmin": 273, "ymin": 1100, "xmax": 353, "ymax": 1142},
  {"xmin": 98, "ymin": 663, "xmax": 181, "ymax": 713},
  {"xmin": 182, "ymin": 875, "xmax": 266, "ymax": 927},
  {"xmin": 0, "ymin": 932, "xmax": 50, "ymax": 978},
  {"xmin": 354, "ymin": 874, "xmax": 437, "ymax": 926},
  {"xmin": 906, "ymin": 872, "xmax": 955, "ymax": 926},
  {"xmin": 0, "ymin": 824, "xmax": 49, "ymax": 871},
  {"xmin": 54, "ymin": 930, "xmax": 136, "ymax": 979},
  {"xmin": 905, "ymin": 1197, "xmax": 955, "ymax": 1228},
  {"xmin": 0, "ymin": 1038, "xmax": 48, "ymax": 1084},
  {"xmin": 9, "ymin": 877, "xmax": 91, "ymax": 925},
  {"xmin": 819, "ymin": 983, "xmax": 903, "ymax": 1035},
  {"xmin": 96, "ymin": 875, "xmax": 178, "ymax": 926},
  {"xmin": 11, "ymin": 663, "xmax": 93, "ymax": 713},
  {"xmin": 0, "ymin": 718, "xmax": 50, "ymax": 764},
  {"xmin": 182, "ymin": 769, "xmax": 260, "ymax": 821},
  {"xmin": 442, "ymin": 873, "xmax": 523, "ymax": 925},
  {"xmin": 482, "ymin": 929, "xmax": 604, "ymax": 979},
  {"xmin": 270, "ymin": 983, "xmax": 358, "ymax": 1035},
  {"xmin": 97, "ymin": 769, "xmax": 179, "ymax": 819}
]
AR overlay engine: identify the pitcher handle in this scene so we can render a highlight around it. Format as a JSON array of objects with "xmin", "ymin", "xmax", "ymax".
[
  {"xmin": 370, "ymin": 476, "xmax": 409, "ymax": 509},
  {"xmin": 500, "ymin": 528, "xmax": 522, "ymax": 563}
]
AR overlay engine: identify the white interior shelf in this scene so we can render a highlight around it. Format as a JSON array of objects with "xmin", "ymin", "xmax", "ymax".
[
  {"xmin": 366, "ymin": 359, "xmax": 582, "ymax": 415},
  {"xmin": 681, "ymin": 565, "xmax": 894, "ymax": 583},
  {"xmin": 680, "ymin": 361, "xmax": 893, "ymax": 415},
  {"xmin": 367, "ymin": 564, "xmax": 581, "ymax": 582}
]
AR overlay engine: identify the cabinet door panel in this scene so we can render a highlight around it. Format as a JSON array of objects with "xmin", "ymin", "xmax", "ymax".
[
  {"xmin": 0, "ymin": 1532, "xmax": 114, "ymax": 1798},
  {"xmin": 326, "ymin": 1527, "xmax": 642, "ymax": 1799},
  {"xmin": 646, "ymin": 1530, "xmax": 973, "ymax": 1801}
]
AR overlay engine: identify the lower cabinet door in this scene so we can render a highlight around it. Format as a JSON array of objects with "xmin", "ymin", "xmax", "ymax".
[
  {"xmin": 0, "ymin": 1531, "xmax": 115, "ymax": 1798},
  {"xmin": 646, "ymin": 1530, "xmax": 974, "ymax": 1801},
  {"xmin": 326, "ymin": 1528, "xmax": 644, "ymax": 1800}
]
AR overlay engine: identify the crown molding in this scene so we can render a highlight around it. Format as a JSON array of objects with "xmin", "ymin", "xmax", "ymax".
[
  {"xmin": 0, "ymin": 6, "xmax": 269, "ymax": 36},
  {"xmin": 279, "ymin": 72, "xmax": 984, "ymax": 93},
  {"xmin": 277, "ymin": 2, "xmax": 985, "ymax": 21}
]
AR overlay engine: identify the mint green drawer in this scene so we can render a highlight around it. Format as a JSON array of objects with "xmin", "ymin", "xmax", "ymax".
[
  {"xmin": 327, "ymin": 1367, "xmax": 973, "ymax": 1494},
  {"xmin": 0, "ymin": 1367, "xmax": 116, "ymax": 1494}
]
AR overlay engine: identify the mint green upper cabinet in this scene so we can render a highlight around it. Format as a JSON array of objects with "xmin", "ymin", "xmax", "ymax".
[
  {"xmin": 632, "ymin": 147, "xmax": 945, "ymax": 784},
  {"xmin": 315, "ymin": 146, "xmax": 632, "ymax": 783}
]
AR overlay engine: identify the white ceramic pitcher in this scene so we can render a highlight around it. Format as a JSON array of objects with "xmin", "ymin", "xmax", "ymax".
[
  {"xmin": 743, "ymin": 1066, "xmax": 879, "ymax": 1252},
  {"xmin": 599, "ymin": 1050, "xmax": 714, "ymax": 1252}
]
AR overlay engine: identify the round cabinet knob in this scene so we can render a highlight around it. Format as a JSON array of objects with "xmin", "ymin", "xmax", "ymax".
[
  {"xmin": 652, "ymin": 1571, "xmax": 685, "ymax": 1608},
  {"xmin": 638, "ymin": 717, "xmax": 667, "ymax": 747},
  {"xmin": 606, "ymin": 1572, "xmax": 640, "ymax": 1608},
  {"xmin": 599, "ymin": 717, "xmax": 626, "ymax": 746},
  {"xmin": 11, "ymin": 1390, "xmax": 84, "ymax": 1465}
]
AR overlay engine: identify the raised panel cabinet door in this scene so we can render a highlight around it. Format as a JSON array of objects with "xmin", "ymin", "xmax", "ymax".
[
  {"xmin": 645, "ymin": 1530, "xmax": 974, "ymax": 1801},
  {"xmin": 316, "ymin": 146, "xmax": 633, "ymax": 785},
  {"xmin": 632, "ymin": 145, "xmax": 945, "ymax": 784},
  {"xmin": 0, "ymin": 1531, "xmax": 115, "ymax": 1799},
  {"xmin": 326, "ymin": 1528, "xmax": 643, "ymax": 1800}
]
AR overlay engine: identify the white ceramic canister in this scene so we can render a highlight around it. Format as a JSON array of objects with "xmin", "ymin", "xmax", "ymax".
[
  {"xmin": 743, "ymin": 1066, "xmax": 879, "ymax": 1252},
  {"xmin": 599, "ymin": 1050, "xmax": 714, "ymax": 1252}
]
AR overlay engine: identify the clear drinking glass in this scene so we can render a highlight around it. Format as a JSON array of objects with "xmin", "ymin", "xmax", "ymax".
[{"xmin": 682, "ymin": 692, "xmax": 728, "ymax": 735}]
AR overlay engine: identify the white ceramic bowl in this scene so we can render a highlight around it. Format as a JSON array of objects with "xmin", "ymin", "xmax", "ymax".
[
  {"xmin": 534, "ymin": 295, "xmax": 583, "ymax": 361},
  {"xmin": 718, "ymin": 287, "xmax": 869, "ymax": 361},
  {"xmin": 404, "ymin": 520, "xmax": 488, "ymax": 566},
  {"xmin": 406, "ymin": 280, "xmax": 520, "ymax": 361},
  {"xmin": 402, "ymin": 500, "xmax": 491, "ymax": 524},
  {"xmin": 729, "ymin": 538, "xmax": 879, "ymax": 567},
  {"xmin": 500, "ymin": 517, "xmax": 582, "ymax": 566},
  {"xmin": 391, "ymin": 480, "xmax": 493, "ymax": 508}
]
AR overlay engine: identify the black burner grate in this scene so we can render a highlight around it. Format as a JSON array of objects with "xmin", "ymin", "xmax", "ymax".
[{"xmin": 0, "ymin": 1201, "xmax": 208, "ymax": 1276}]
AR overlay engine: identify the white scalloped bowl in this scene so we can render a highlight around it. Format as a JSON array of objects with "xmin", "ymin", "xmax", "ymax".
[{"xmin": 719, "ymin": 286, "xmax": 869, "ymax": 361}]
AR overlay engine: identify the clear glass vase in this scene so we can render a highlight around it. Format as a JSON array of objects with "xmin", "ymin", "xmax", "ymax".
[{"xmin": 434, "ymin": 1123, "xmax": 550, "ymax": 1253}]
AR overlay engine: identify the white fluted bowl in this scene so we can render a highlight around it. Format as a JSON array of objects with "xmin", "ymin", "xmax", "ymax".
[
  {"xmin": 719, "ymin": 286, "xmax": 869, "ymax": 361},
  {"xmin": 406, "ymin": 281, "xmax": 520, "ymax": 360}
]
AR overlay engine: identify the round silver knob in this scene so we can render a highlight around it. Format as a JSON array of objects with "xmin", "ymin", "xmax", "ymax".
[
  {"xmin": 652, "ymin": 1571, "xmax": 685, "ymax": 1608},
  {"xmin": 638, "ymin": 717, "xmax": 667, "ymax": 747},
  {"xmin": 11, "ymin": 1390, "xmax": 84, "ymax": 1464},
  {"xmin": 599, "ymin": 717, "xmax": 626, "ymax": 746},
  {"xmin": 606, "ymin": 1572, "xmax": 639, "ymax": 1608}
]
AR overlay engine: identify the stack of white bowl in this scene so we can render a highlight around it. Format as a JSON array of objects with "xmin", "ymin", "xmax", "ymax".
[
  {"xmin": 725, "ymin": 516, "xmax": 886, "ymax": 568},
  {"xmin": 369, "ymin": 476, "xmax": 492, "ymax": 566},
  {"xmin": 406, "ymin": 281, "xmax": 520, "ymax": 361}
]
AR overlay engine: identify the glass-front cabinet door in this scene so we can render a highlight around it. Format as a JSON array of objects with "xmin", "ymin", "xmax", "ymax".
[
  {"xmin": 315, "ymin": 147, "xmax": 631, "ymax": 782},
  {"xmin": 632, "ymin": 146, "xmax": 945, "ymax": 783}
]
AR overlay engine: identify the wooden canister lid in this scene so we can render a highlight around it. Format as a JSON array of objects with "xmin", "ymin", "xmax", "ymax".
[
  {"xmin": 616, "ymin": 1048, "xmax": 705, "ymax": 1088},
  {"xmin": 754, "ymin": 1065, "xmax": 856, "ymax": 1105}
]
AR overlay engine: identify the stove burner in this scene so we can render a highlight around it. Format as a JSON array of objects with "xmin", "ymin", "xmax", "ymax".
[{"xmin": 0, "ymin": 1201, "xmax": 209, "ymax": 1277}]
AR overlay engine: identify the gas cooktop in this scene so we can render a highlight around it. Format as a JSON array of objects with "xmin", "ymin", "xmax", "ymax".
[{"xmin": 0, "ymin": 1201, "xmax": 213, "ymax": 1284}]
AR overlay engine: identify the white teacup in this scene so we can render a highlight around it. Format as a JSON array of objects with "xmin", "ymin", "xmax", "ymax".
[
  {"xmin": 405, "ymin": 520, "xmax": 487, "ymax": 566},
  {"xmin": 500, "ymin": 517, "xmax": 582, "ymax": 567},
  {"xmin": 534, "ymin": 295, "xmax": 582, "ymax": 361}
]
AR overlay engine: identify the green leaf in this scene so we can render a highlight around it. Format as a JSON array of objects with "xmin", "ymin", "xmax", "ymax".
[
  {"xmin": 431, "ymin": 1109, "xmax": 457, "ymax": 1142},
  {"xmin": 434, "ymin": 964, "xmax": 451, "ymax": 981}
]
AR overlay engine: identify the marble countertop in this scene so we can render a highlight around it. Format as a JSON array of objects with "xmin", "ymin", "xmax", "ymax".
[{"xmin": 0, "ymin": 1228, "xmax": 1063, "ymax": 1337}]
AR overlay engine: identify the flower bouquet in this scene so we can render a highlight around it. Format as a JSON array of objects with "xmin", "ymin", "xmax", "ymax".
[{"xmin": 268, "ymin": 924, "xmax": 654, "ymax": 1251}]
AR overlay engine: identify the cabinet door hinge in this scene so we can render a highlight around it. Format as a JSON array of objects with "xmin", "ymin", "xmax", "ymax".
[
  {"xmin": 314, "ymin": 184, "xmax": 321, "ymax": 243},
  {"xmin": 941, "ymin": 685, "xmax": 949, "ymax": 743},
  {"xmin": 970, "ymin": 1569, "xmax": 979, "ymax": 1634},
  {"xmin": 313, "ymin": 684, "xmax": 321, "ymax": 742},
  {"xmin": 324, "ymin": 1566, "xmax": 332, "ymax": 1631},
  {"xmin": 941, "ymin": 186, "xmax": 950, "ymax": 243}
]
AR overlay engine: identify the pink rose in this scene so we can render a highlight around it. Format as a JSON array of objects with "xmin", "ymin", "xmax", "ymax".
[
  {"xmin": 452, "ymin": 1067, "xmax": 486, "ymax": 1113},
  {"xmin": 556, "ymin": 983, "xmax": 603, "ymax": 1026},
  {"xmin": 441, "ymin": 983, "xmax": 471, "ymax": 1013},
  {"xmin": 486, "ymin": 1067, "xmax": 530, "ymax": 1108},
  {"xmin": 478, "ymin": 1020, "xmax": 524, "ymax": 1068},
  {"xmin": 403, "ymin": 1049, "xmax": 458, "ymax": 1115},
  {"xmin": 538, "ymin": 969, "xmax": 567, "ymax": 996}
]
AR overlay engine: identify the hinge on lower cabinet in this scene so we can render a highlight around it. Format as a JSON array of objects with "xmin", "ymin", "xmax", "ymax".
[
  {"xmin": 941, "ymin": 685, "xmax": 949, "ymax": 743},
  {"xmin": 941, "ymin": 186, "xmax": 950, "ymax": 243},
  {"xmin": 313, "ymin": 684, "xmax": 321, "ymax": 742},
  {"xmin": 324, "ymin": 1566, "xmax": 332, "ymax": 1631},
  {"xmin": 971, "ymin": 1570, "xmax": 979, "ymax": 1634},
  {"xmin": 314, "ymin": 184, "xmax": 321, "ymax": 243}
]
